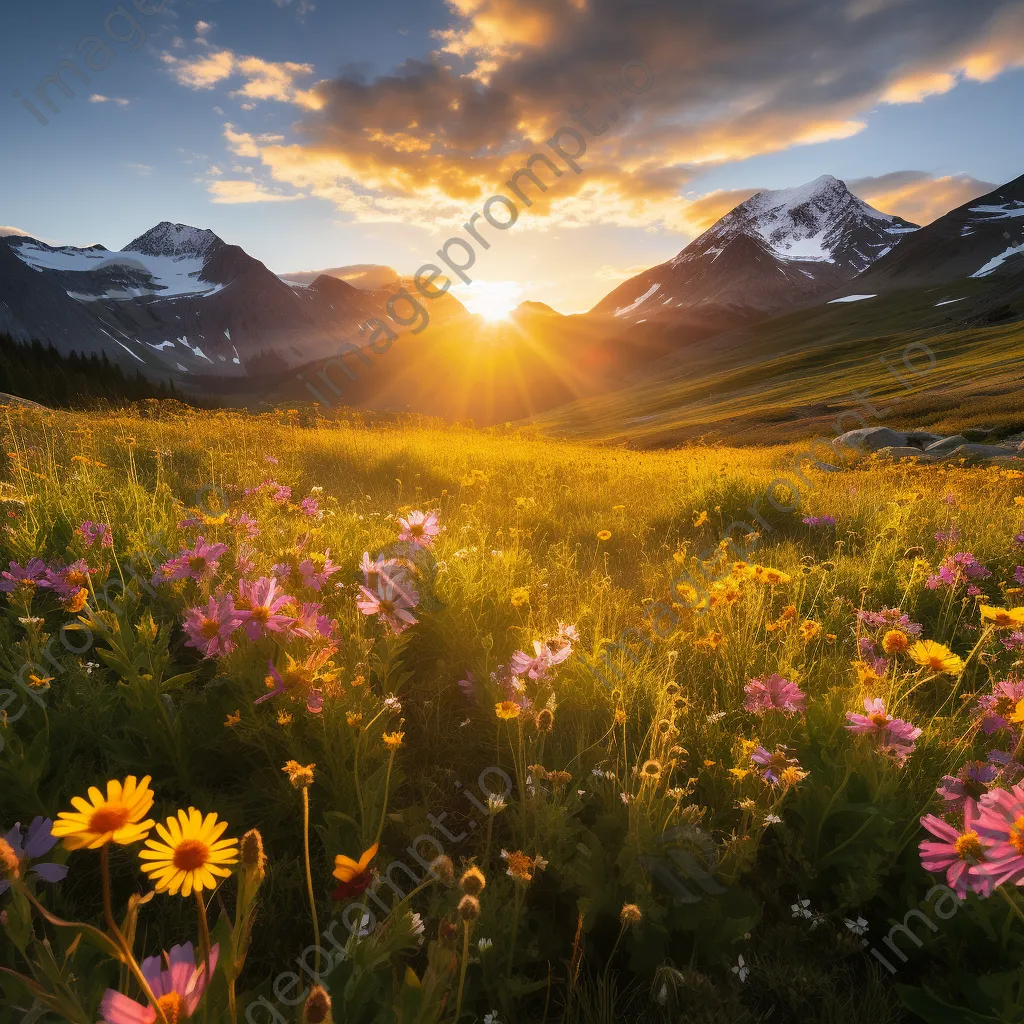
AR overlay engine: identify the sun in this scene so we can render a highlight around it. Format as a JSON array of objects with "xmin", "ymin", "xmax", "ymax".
[{"xmin": 460, "ymin": 280, "xmax": 522, "ymax": 322}]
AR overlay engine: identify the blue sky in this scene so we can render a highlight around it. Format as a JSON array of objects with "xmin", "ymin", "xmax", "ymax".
[{"xmin": 4, "ymin": 0, "xmax": 1024, "ymax": 312}]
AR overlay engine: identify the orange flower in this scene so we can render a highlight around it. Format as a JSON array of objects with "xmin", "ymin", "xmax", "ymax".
[
  {"xmin": 332, "ymin": 843, "xmax": 378, "ymax": 900},
  {"xmin": 496, "ymin": 701, "xmax": 521, "ymax": 720}
]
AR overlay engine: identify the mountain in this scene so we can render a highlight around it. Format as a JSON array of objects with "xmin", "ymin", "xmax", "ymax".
[
  {"xmin": 855, "ymin": 174, "xmax": 1024, "ymax": 290},
  {"xmin": 0, "ymin": 224, "xmax": 466, "ymax": 380},
  {"xmin": 592, "ymin": 175, "xmax": 918, "ymax": 324},
  {"xmin": 280, "ymin": 264, "xmax": 400, "ymax": 290}
]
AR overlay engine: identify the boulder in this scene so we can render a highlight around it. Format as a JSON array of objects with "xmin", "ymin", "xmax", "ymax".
[
  {"xmin": 943, "ymin": 444, "xmax": 1022, "ymax": 464},
  {"xmin": 925, "ymin": 435, "xmax": 968, "ymax": 454},
  {"xmin": 834, "ymin": 427, "xmax": 944, "ymax": 453}
]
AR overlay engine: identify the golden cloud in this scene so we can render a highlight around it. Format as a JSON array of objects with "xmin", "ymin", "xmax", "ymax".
[
  {"xmin": 207, "ymin": 179, "xmax": 304, "ymax": 204},
  {"xmin": 850, "ymin": 172, "xmax": 996, "ymax": 226}
]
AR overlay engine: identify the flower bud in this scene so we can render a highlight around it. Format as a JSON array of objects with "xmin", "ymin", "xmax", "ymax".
[
  {"xmin": 430, "ymin": 855, "xmax": 454, "ymax": 884},
  {"xmin": 457, "ymin": 894, "xmax": 481, "ymax": 921},
  {"xmin": 303, "ymin": 986, "xmax": 331, "ymax": 1023},
  {"xmin": 459, "ymin": 865, "xmax": 486, "ymax": 896}
]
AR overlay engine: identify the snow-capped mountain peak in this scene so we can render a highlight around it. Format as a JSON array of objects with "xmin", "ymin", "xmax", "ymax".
[{"xmin": 122, "ymin": 222, "xmax": 223, "ymax": 261}]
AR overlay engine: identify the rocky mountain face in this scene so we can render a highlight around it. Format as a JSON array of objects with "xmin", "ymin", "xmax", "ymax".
[{"xmin": 592, "ymin": 175, "xmax": 918, "ymax": 324}]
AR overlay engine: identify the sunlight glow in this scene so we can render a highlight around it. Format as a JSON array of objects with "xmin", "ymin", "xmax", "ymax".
[{"xmin": 460, "ymin": 280, "xmax": 523, "ymax": 321}]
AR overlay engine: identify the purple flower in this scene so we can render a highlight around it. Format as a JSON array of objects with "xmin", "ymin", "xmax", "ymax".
[
  {"xmin": 926, "ymin": 552, "xmax": 991, "ymax": 591},
  {"xmin": 858, "ymin": 608, "xmax": 923, "ymax": 636},
  {"xmin": 154, "ymin": 537, "xmax": 228, "ymax": 584},
  {"xmin": 292, "ymin": 602, "xmax": 338, "ymax": 642},
  {"xmin": 77, "ymin": 521, "xmax": 112, "ymax": 549},
  {"xmin": 1013, "ymin": 532, "xmax": 1024, "ymax": 546},
  {"xmin": 356, "ymin": 576, "xmax": 419, "ymax": 632},
  {"xmin": 229, "ymin": 512, "xmax": 260, "ymax": 538},
  {"xmin": 182, "ymin": 594, "xmax": 244, "ymax": 658},
  {"xmin": 743, "ymin": 674, "xmax": 806, "ymax": 716},
  {"xmin": 1001, "ymin": 630, "xmax": 1024, "ymax": 652},
  {"xmin": 802, "ymin": 515, "xmax": 836, "ymax": 527},
  {"xmin": 236, "ymin": 577, "xmax": 297, "ymax": 640},
  {"xmin": 976, "ymin": 678, "xmax": 1024, "ymax": 734},
  {"xmin": 299, "ymin": 552, "xmax": 342, "ymax": 592},
  {"xmin": 936, "ymin": 761, "xmax": 998, "ymax": 814},
  {"xmin": 750, "ymin": 744, "xmax": 802, "ymax": 786},
  {"xmin": 300, "ymin": 496, "xmax": 320, "ymax": 517},
  {"xmin": 1015, "ymin": 566, "xmax": 1024, "ymax": 586},
  {"xmin": 458, "ymin": 671, "xmax": 476, "ymax": 700},
  {"xmin": 0, "ymin": 558, "xmax": 48, "ymax": 592},
  {"xmin": 0, "ymin": 817, "xmax": 68, "ymax": 894},
  {"xmin": 845, "ymin": 698, "xmax": 922, "ymax": 758},
  {"xmin": 39, "ymin": 559, "xmax": 95, "ymax": 600},
  {"xmin": 397, "ymin": 511, "xmax": 440, "ymax": 549},
  {"xmin": 934, "ymin": 527, "xmax": 961, "ymax": 545}
]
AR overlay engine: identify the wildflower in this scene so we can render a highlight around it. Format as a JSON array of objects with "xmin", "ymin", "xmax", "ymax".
[
  {"xmin": 926, "ymin": 551, "xmax": 991, "ymax": 590},
  {"xmin": 800, "ymin": 620, "xmax": 822, "ymax": 643},
  {"xmin": 359, "ymin": 551, "xmax": 411, "ymax": 591},
  {"xmin": 397, "ymin": 510, "xmax": 440, "ymax": 548},
  {"xmin": 845, "ymin": 698, "xmax": 922, "ymax": 758},
  {"xmin": 236, "ymin": 577, "xmax": 297, "ymax": 640},
  {"xmin": 27, "ymin": 673, "xmax": 52, "ymax": 690},
  {"xmin": 534, "ymin": 707, "xmax": 555, "ymax": 732},
  {"xmin": 282, "ymin": 761, "xmax": 316, "ymax": 788},
  {"xmin": 382, "ymin": 730, "xmax": 405, "ymax": 751},
  {"xmin": 155, "ymin": 536, "xmax": 229, "ymax": 584},
  {"xmin": 52, "ymin": 776, "xmax": 154, "ymax": 850},
  {"xmin": 731, "ymin": 955, "xmax": 748, "ymax": 982},
  {"xmin": 844, "ymin": 917, "xmax": 868, "ymax": 937},
  {"xmin": 0, "ymin": 558, "xmax": 48, "ymax": 592},
  {"xmin": 430, "ymin": 855, "xmax": 454, "ymax": 883},
  {"xmin": 299, "ymin": 496, "xmax": 321, "ymax": 518},
  {"xmin": 501, "ymin": 849, "xmax": 540, "ymax": 884},
  {"xmin": 478, "ymin": 937, "xmax": 493, "ymax": 951},
  {"xmin": 495, "ymin": 701, "xmax": 521, "ymax": 720},
  {"xmin": 139, "ymin": 808, "xmax": 239, "ymax": 897},
  {"xmin": 743, "ymin": 674, "xmax": 806, "ymax": 717},
  {"xmin": 620, "ymin": 903, "xmax": 642, "ymax": 926},
  {"xmin": 458, "ymin": 894, "xmax": 481, "ymax": 920},
  {"xmin": 858, "ymin": 608, "xmax": 923, "ymax": 635},
  {"xmin": 882, "ymin": 629, "xmax": 910, "ymax": 655},
  {"xmin": 977, "ymin": 679, "xmax": 1024, "ymax": 733},
  {"xmin": 510, "ymin": 586, "xmax": 530, "ymax": 608},
  {"xmin": 980, "ymin": 605, "xmax": 1024, "ymax": 629},
  {"xmin": 596, "ymin": 529, "xmax": 612, "ymax": 541},
  {"xmin": 100, "ymin": 942, "xmax": 218, "ymax": 1024},
  {"xmin": 763, "ymin": 814, "xmax": 782, "ymax": 825},
  {"xmin": 347, "ymin": 712, "xmax": 363, "ymax": 728},
  {"xmin": 919, "ymin": 803, "xmax": 994, "ymax": 898},
  {"xmin": 0, "ymin": 818, "xmax": 67, "ymax": 895},
  {"xmin": 224, "ymin": 710, "xmax": 241, "ymax": 728},
  {"xmin": 229, "ymin": 512, "xmax": 260, "ymax": 537},
  {"xmin": 460, "ymin": 865, "xmax": 486, "ymax": 895},
  {"xmin": 356, "ymin": 576, "xmax": 419, "ymax": 632},
  {"xmin": 303, "ymin": 986, "xmax": 332, "ymax": 1024},
  {"xmin": 802, "ymin": 515, "xmax": 836, "ymax": 527},
  {"xmin": 791, "ymin": 897, "xmax": 813, "ymax": 920},
  {"xmin": 510, "ymin": 640, "xmax": 570, "ymax": 681},
  {"xmin": 750, "ymin": 745, "xmax": 802, "ymax": 786},
  {"xmin": 299, "ymin": 552, "xmax": 342, "ymax": 591},
  {"xmin": 640, "ymin": 759, "xmax": 663, "ymax": 781},
  {"xmin": 183, "ymin": 594, "xmax": 244, "ymax": 659},
  {"xmin": 908, "ymin": 639, "xmax": 965, "ymax": 675},
  {"xmin": 486, "ymin": 793, "xmax": 507, "ymax": 815},
  {"xmin": 78, "ymin": 520, "xmax": 113, "ymax": 548},
  {"xmin": 614, "ymin": 708, "xmax": 627, "ymax": 725},
  {"xmin": 937, "ymin": 761, "xmax": 998, "ymax": 814},
  {"xmin": 975, "ymin": 783, "xmax": 1024, "ymax": 886},
  {"xmin": 239, "ymin": 829, "xmax": 267, "ymax": 886},
  {"xmin": 384, "ymin": 695, "xmax": 402, "ymax": 713},
  {"xmin": 332, "ymin": 843, "xmax": 378, "ymax": 900}
]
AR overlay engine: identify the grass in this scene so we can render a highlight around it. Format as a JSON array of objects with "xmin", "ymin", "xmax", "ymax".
[{"xmin": 1, "ymin": 401, "xmax": 1023, "ymax": 1023}]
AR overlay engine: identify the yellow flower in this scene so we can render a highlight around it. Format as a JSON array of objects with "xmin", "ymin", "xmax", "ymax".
[
  {"xmin": 614, "ymin": 707, "xmax": 627, "ymax": 725},
  {"xmin": 496, "ymin": 701, "xmax": 521, "ymax": 720},
  {"xmin": 224, "ymin": 710, "xmax": 241, "ymax": 727},
  {"xmin": 596, "ymin": 530, "xmax": 612, "ymax": 541},
  {"xmin": 277, "ymin": 711, "xmax": 293, "ymax": 726},
  {"xmin": 620, "ymin": 903, "xmax": 643, "ymax": 926},
  {"xmin": 383, "ymin": 730, "xmax": 405, "ymax": 751},
  {"xmin": 1008, "ymin": 699, "xmax": 1024, "ymax": 726},
  {"xmin": 139, "ymin": 808, "xmax": 239, "ymax": 897},
  {"xmin": 800, "ymin": 620, "xmax": 822, "ymax": 643},
  {"xmin": 27, "ymin": 673, "xmax": 53, "ymax": 689},
  {"xmin": 51, "ymin": 775, "xmax": 155, "ymax": 850},
  {"xmin": 611, "ymin": 504, "xmax": 625, "ymax": 512},
  {"xmin": 63, "ymin": 588, "xmax": 89, "ymax": 613},
  {"xmin": 510, "ymin": 587, "xmax": 530, "ymax": 608},
  {"xmin": 501, "ymin": 848, "xmax": 541, "ymax": 885},
  {"xmin": 728, "ymin": 768, "xmax": 751, "ymax": 782},
  {"xmin": 882, "ymin": 629, "xmax": 910, "ymax": 654},
  {"xmin": 347, "ymin": 712, "xmax": 363, "ymax": 728},
  {"xmin": 908, "ymin": 640, "xmax": 965, "ymax": 675},
  {"xmin": 693, "ymin": 511, "xmax": 709, "ymax": 528},
  {"xmin": 282, "ymin": 761, "xmax": 315, "ymax": 788},
  {"xmin": 854, "ymin": 660, "xmax": 885, "ymax": 686},
  {"xmin": 980, "ymin": 606, "xmax": 1024, "ymax": 629},
  {"xmin": 333, "ymin": 843, "xmax": 378, "ymax": 888}
]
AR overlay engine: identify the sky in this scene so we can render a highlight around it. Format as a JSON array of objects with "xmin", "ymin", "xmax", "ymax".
[{"xmin": 3, "ymin": 0, "xmax": 1024, "ymax": 314}]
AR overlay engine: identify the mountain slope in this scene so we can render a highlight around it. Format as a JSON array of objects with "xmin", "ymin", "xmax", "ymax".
[{"xmin": 592, "ymin": 175, "xmax": 917, "ymax": 324}]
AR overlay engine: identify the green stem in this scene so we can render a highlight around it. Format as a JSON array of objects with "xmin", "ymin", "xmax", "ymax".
[
  {"xmin": 195, "ymin": 889, "xmax": 212, "ymax": 1024},
  {"xmin": 302, "ymin": 787, "xmax": 322, "ymax": 981},
  {"xmin": 455, "ymin": 920, "xmax": 472, "ymax": 1021},
  {"xmin": 506, "ymin": 888, "xmax": 525, "ymax": 977},
  {"xmin": 375, "ymin": 750, "xmax": 396, "ymax": 847}
]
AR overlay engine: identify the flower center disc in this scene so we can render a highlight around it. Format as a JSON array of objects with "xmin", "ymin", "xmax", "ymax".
[
  {"xmin": 954, "ymin": 830, "xmax": 985, "ymax": 861},
  {"xmin": 173, "ymin": 838, "xmax": 210, "ymax": 871},
  {"xmin": 89, "ymin": 804, "xmax": 131, "ymax": 834},
  {"xmin": 157, "ymin": 991, "xmax": 183, "ymax": 1024}
]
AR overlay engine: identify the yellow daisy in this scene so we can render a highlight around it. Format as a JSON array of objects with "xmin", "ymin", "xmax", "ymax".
[
  {"xmin": 51, "ymin": 775, "xmax": 155, "ymax": 851},
  {"xmin": 495, "ymin": 701, "xmax": 521, "ymax": 720},
  {"xmin": 908, "ymin": 639, "xmax": 965, "ymax": 675},
  {"xmin": 980, "ymin": 605, "xmax": 1024, "ymax": 629},
  {"xmin": 139, "ymin": 808, "xmax": 239, "ymax": 898},
  {"xmin": 596, "ymin": 530, "xmax": 612, "ymax": 541}
]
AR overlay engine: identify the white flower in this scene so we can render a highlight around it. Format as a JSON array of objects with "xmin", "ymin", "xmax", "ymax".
[
  {"xmin": 591, "ymin": 768, "xmax": 605, "ymax": 778},
  {"xmin": 763, "ymin": 813, "xmax": 782, "ymax": 825},
  {"xmin": 731, "ymin": 955, "xmax": 748, "ymax": 982},
  {"xmin": 844, "ymin": 916, "xmax": 869, "ymax": 937},
  {"xmin": 534, "ymin": 855, "xmax": 548, "ymax": 871},
  {"xmin": 487, "ymin": 793, "xmax": 507, "ymax": 814},
  {"xmin": 791, "ymin": 898, "xmax": 812, "ymax": 920},
  {"xmin": 477, "ymin": 937, "xmax": 493, "ymax": 951},
  {"xmin": 384, "ymin": 696, "xmax": 402, "ymax": 713},
  {"xmin": 656, "ymin": 982, "xmax": 668, "ymax": 1005},
  {"xmin": 483, "ymin": 1014, "xmax": 501, "ymax": 1024},
  {"xmin": 706, "ymin": 711, "xmax": 726, "ymax": 724},
  {"xmin": 408, "ymin": 912, "xmax": 425, "ymax": 936},
  {"xmin": 620, "ymin": 792, "xmax": 631, "ymax": 805},
  {"xmin": 354, "ymin": 912, "xmax": 373, "ymax": 939},
  {"xmin": 577, "ymin": 789, "xmax": 586, "ymax": 797}
]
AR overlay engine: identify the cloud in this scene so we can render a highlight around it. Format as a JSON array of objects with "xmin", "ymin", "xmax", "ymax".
[
  {"xmin": 178, "ymin": 0, "xmax": 1024, "ymax": 230},
  {"xmin": 0, "ymin": 226, "xmax": 32, "ymax": 237},
  {"xmin": 274, "ymin": 0, "xmax": 316, "ymax": 21},
  {"xmin": 126, "ymin": 163, "xmax": 154, "ymax": 175},
  {"xmin": 595, "ymin": 264, "xmax": 653, "ymax": 283},
  {"xmin": 678, "ymin": 188, "xmax": 764, "ymax": 234},
  {"xmin": 89, "ymin": 94, "xmax": 130, "ymax": 106},
  {"xmin": 850, "ymin": 171, "xmax": 996, "ymax": 225},
  {"xmin": 207, "ymin": 179, "xmax": 304, "ymax": 203}
]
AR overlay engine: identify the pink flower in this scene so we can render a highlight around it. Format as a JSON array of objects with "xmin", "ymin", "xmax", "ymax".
[
  {"xmin": 300, "ymin": 496, "xmax": 320, "ymax": 517},
  {"xmin": 0, "ymin": 558, "xmax": 48, "ymax": 592},
  {"xmin": 397, "ymin": 510, "xmax": 440, "ymax": 549},
  {"xmin": 750, "ymin": 744, "xmax": 801, "ymax": 786},
  {"xmin": 976, "ymin": 784, "xmax": 1024, "ymax": 887},
  {"xmin": 78, "ymin": 521, "xmax": 112, "ymax": 548},
  {"xmin": 359, "ymin": 551, "xmax": 411, "ymax": 590},
  {"xmin": 100, "ymin": 942, "xmax": 217, "ymax": 1024},
  {"xmin": 936, "ymin": 761, "xmax": 998, "ymax": 815},
  {"xmin": 299, "ymin": 552, "xmax": 342, "ymax": 592},
  {"xmin": 743, "ymin": 674, "xmax": 806, "ymax": 717},
  {"xmin": 845, "ymin": 697, "xmax": 922, "ymax": 758},
  {"xmin": 976, "ymin": 679, "xmax": 1024, "ymax": 734},
  {"xmin": 293, "ymin": 602, "xmax": 338, "ymax": 642},
  {"xmin": 236, "ymin": 577, "xmax": 297, "ymax": 640},
  {"xmin": 357, "ymin": 577, "xmax": 419, "ymax": 632},
  {"xmin": 510, "ymin": 640, "xmax": 571, "ymax": 681},
  {"xmin": 40, "ymin": 559, "xmax": 95, "ymax": 600},
  {"xmin": 154, "ymin": 537, "xmax": 228, "ymax": 584},
  {"xmin": 229, "ymin": 512, "xmax": 259, "ymax": 538},
  {"xmin": 182, "ymin": 595, "xmax": 243, "ymax": 658},
  {"xmin": 919, "ymin": 804, "xmax": 994, "ymax": 898}
]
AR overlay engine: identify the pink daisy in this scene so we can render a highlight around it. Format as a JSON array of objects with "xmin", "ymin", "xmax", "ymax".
[
  {"xmin": 77, "ymin": 520, "xmax": 112, "ymax": 549},
  {"xmin": 154, "ymin": 537, "xmax": 228, "ymax": 584},
  {"xmin": 510, "ymin": 640, "xmax": 571, "ymax": 682},
  {"xmin": 357, "ymin": 576, "xmax": 419, "ymax": 632},
  {"xmin": 936, "ymin": 761, "xmax": 999, "ymax": 815},
  {"xmin": 100, "ymin": 942, "xmax": 217, "ymax": 1024},
  {"xmin": 743, "ymin": 674, "xmax": 806, "ymax": 716},
  {"xmin": 919, "ymin": 804, "xmax": 995, "ymax": 898},
  {"xmin": 359, "ymin": 551, "xmax": 411, "ymax": 590},
  {"xmin": 845, "ymin": 697, "xmax": 922, "ymax": 758},
  {"xmin": 976, "ymin": 679, "xmax": 1024, "ymax": 734},
  {"xmin": 236, "ymin": 577, "xmax": 297, "ymax": 640},
  {"xmin": 182, "ymin": 595, "xmax": 244, "ymax": 658},
  {"xmin": 299, "ymin": 552, "xmax": 342, "ymax": 592},
  {"xmin": 397, "ymin": 510, "xmax": 440, "ymax": 549},
  {"xmin": 976, "ymin": 784, "xmax": 1024, "ymax": 887}
]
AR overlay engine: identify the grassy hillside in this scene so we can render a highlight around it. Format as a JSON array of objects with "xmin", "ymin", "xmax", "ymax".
[
  {"xmin": 533, "ymin": 283, "xmax": 1024, "ymax": 446},
  {"xmin": 2, "ymin": 403, "xmax": 1024, "ymax": 1022}
]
